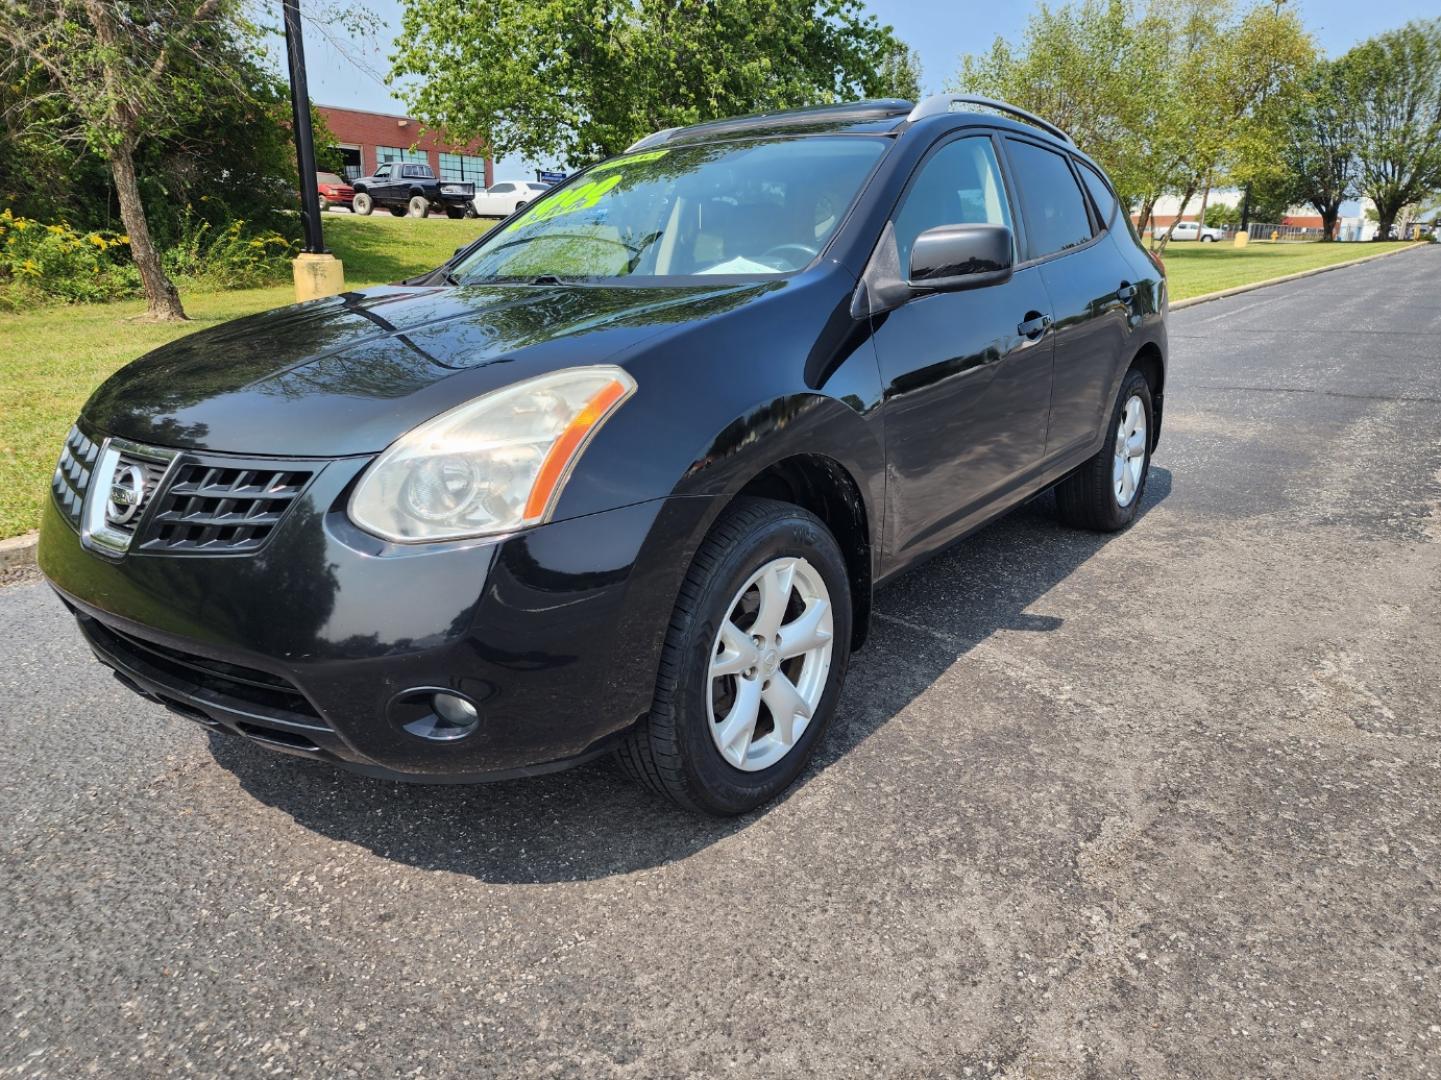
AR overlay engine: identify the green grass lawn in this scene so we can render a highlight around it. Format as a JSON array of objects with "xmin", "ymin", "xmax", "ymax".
[
  {"xmin": 0, "ymin": 225, "xmax": 1421, "ymax": 539},
  {"xmin": 1161, "ymin": 239, "xmax": 1418, "ymax": 301}
]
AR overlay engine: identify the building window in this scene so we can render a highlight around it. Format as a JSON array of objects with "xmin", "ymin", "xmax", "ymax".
[
  {"xmin": 376, "ymin": 145, "xmax": 429, "ymax": 167},
  {"xmin": 438, "ymin": 152, "xmax": 487, "ymax": 184}
]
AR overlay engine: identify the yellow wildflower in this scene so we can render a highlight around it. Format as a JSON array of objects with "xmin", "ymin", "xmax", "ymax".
[
  {"xmin": 89, "ymin": 234, "xmax": 108, "ymax": 249},
  {"xmin": 13, "ymin": 219, "xmax": 28, "ymax": 231}
]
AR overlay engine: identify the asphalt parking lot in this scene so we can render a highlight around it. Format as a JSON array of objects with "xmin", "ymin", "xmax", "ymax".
[{"xmin": 3, "ymin": 247, "xmax": 1439, "ymax": 1079}]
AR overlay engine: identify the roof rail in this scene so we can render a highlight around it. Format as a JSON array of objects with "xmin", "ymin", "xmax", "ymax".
[
  {"xmin": 907, "ymin": 94, "xmax": 1073, "ymax": 144},
  {"xmin": 625, "ymin": 127, "xmax": 681, "ymax": 153}
]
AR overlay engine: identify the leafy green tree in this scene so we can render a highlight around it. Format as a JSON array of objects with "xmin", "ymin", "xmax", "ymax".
[
  {"xmin": 1339, "ymin": 19, "xmax": 1441, "ymax": 241},
  {"xmin": 1203, "ymin": 202, "xmax": 1241, "ymax": 227},
  {"xmin": 954, "ymin": 0, "xmax": 1175, "ymax": 210},
  {"xmin": 0, "ymin": 0, "xmax": 249, "ymax": 320},
  {"xmin": 876, "ymin": 40, "xmax": 923, "ymax": 100},
  {"xmin": 389, "ymin": 0, "xmax": 915, "ymax": 165},
  {"xmin": 1277, "ymin": 60, "xmax": 1355, "ymax": 240},
  {"xmin": 954, "ymin": 0, "xmax": 1314, "ymax": 250}
]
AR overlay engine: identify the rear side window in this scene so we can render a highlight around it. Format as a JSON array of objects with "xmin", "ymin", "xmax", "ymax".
[
  {"xmin": 892, "ymin": 137, "xmax": 1014, "ymax": 274},
  {"xmin": 1006, "ymin": 140, "xmax": 1094, "ymax": 259},
  {"xmin": 1076, "ymin": 161, "xmax": 1117, "ymax": 228}
]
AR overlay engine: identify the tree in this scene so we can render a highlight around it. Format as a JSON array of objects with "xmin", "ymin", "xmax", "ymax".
[
  {"xmin": 1339, "ymin": 19, "xmax": 1441, "ymax": 241},
  {"xmin": 953, "ymin": 0, "xmax": 1313, "ymax": 250},
  {"xmin": 1279, "ymin": 60, "xmax": 1355, "ymax": 239},
  {"xmin": 0, "ymin": 1, "xmax": 251, "ymax": 320},
  {"xmin": 390, "ymin": 0, "xmax": 915, "ymax": 166},
  {"xmin": 876, "ymin": 41, "xmax": 923, "ymax": 101},
  {"xmin": 954, "ymin": 0, "xmax": 1175, "ymax": 211}
]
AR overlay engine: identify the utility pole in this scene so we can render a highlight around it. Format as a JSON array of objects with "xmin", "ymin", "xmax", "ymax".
[{"xmin": 282, "ymin": 0, "xmax": 345, "ymax": 299}]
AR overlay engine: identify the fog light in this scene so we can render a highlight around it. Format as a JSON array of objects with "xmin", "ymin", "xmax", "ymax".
[{"xmin": 400, "ymin": 691, "xmax": 481, "ymax": 741}]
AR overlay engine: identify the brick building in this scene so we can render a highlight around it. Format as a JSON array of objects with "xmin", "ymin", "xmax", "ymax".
[{"xmin": 317, "ymin": 104, "xmax": 492, "ymax": 188}]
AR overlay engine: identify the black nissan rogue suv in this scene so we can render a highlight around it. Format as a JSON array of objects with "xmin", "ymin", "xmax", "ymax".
[{"xmin": 40, "ymin": 96, "xmax": 1167, "ymax": 815}]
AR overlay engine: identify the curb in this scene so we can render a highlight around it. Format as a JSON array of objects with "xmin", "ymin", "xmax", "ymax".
[
  {"xmin": 1170, "ymin": 242, "xmax": 1427, "ymax": 311},
  {"xmin": 0, "ymin": 531, "xmax": 38, "ymax": 571}
]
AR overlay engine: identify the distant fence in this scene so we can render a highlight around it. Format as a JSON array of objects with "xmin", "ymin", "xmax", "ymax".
[{"xmin": 1145, "ymin": 222, "xmax": 1333, "ymax": 243}]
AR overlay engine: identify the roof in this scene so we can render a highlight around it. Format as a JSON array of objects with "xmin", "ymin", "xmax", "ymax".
[{"xmin": 628, "ymin": 95, "xmax": 1073, "ymax": 153}]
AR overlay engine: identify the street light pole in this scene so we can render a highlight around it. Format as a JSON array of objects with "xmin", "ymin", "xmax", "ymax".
[{"xmin": 281, "ymin": 0, "xmax": 344, "ymax": 298}]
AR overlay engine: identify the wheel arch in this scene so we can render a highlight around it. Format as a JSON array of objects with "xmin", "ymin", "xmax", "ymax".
[
  {"xmin": 727, "ymin": 453, "xmax": 875, "ymax": 651},
  {"xmin": 1130, "ymin": 342, "xmax": 1165, "ymax": 450}
]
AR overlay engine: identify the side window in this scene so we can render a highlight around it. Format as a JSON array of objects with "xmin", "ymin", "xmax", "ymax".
[
  {"xmin": 1006, "ymin": 140, "xmax": 1094, "ymax": 259},
  {"xmin": 892, "ymin": 136, "xmax": 1014, "ymax": 275},
  {"xmin": 491, "ymin": 182, "xmax": 514, "ymax": 193},
  {"xmin": 403, "ymin": 165, "xmax": 420, "ymax": 179},
  {"xmin": 1076, "ymin": 161, "xmax": 1118, "ymax": 228},
  {"xmin": 374, "ymin": 165, "xmax": 391, "ymax": 179}
]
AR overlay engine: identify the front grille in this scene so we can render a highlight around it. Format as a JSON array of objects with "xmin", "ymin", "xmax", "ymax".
[
  {"xmin": 51, "ymin": 425, "xmax": 319, "ymax": 555},
  {"xmin": 84, "ymin": 614, "xmax": 325, "ymax": 722},
  {"xmin": 52, "ymin": 426, "xmax": 99, "ymax": 528},
  {"xmin": 107, "ymin": 451, "xmax": 171, "ymax": 539},
  {"xmin": 141, "ymin": 462, "xmax": 314, "ymax": 554}
]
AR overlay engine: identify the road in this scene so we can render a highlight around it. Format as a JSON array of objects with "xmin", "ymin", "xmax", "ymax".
[{"xmin": 3, "ymin": 248, "xmax": 1439, "ymax": 1079}]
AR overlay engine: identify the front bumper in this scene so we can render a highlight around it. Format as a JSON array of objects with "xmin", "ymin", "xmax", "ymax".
[{"xmin": 39, "ymin": 460, "xmax": 714, "ymax": 781}]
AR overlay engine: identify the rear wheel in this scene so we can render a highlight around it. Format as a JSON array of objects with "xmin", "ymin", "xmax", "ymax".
[
  {"xmin": 408, "ymin": 195, "xmax": 429, "ymax": 218},
  {"xmin": 617, "ymin": 497, "xmax": 852, "ymax": 816},
  {"xmin": 445, "ymin": 207, "xmax": 465, "ymax": 219},
  {"xmin": 388, "ymin": 206, "xmax": 406, "ymax": 217},
  {"xmin": 1055, "ymin": 368, "xmax": 1153, "ymax": 531},
  {"xmin": 351, "ymin": 192, "xmax": 373, "ymax": 216}
]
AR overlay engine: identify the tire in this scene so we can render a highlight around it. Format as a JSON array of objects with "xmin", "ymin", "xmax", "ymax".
[
  {"xmin": 465, "ymin": 206, "xmax": 478, "ymax": 219},
  {"xmin": 408, "ymin": 195, "xmax": 429, "ymax": 218},
  {"xmin": 351, "ymin": 192, "xmax": 373, "ymax": 216},
  {"xmin": 318, "ymin": 195, "xmax": 330, "ymax": 212},
  {"xmin": 445, "ymin": 207, "xmax": 465, "ymax": 220},
  {"xmin": 616, "ymin": 497, "xmax": 852, "ymax": 816},
  {"xmin": 1201, "ymin": 234, "xmax": 1216, "ymax": 243},
  {"xmin": 1055, "ymin": 367, "xmax": 1154, "ymax": 532},
  {"xmin": 514, "ymin": 200, "xmax": 528, "ymax": 211},
  {"xmin": 389, "ymin": 206, "xmax": 406, "ymax": 217}
]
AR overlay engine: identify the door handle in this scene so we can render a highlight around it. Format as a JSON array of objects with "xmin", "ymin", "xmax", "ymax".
[
  {"xmin": 1017, "ymin": 313, "xmax": 1052, "ymax": 341},
  {"xmin": 1115, "ymin": 281, "xmax": 1136, "ymax": 303}
]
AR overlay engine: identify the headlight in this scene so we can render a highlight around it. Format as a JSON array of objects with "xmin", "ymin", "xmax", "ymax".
[{"xmin": 348, "ymin": 366, "xmax": 636, "ymax": 542}]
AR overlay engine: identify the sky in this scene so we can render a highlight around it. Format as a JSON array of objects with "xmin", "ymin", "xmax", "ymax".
[{"xmin": 299, "ymin": 0, "xmax": 1441, "ymax": 181}]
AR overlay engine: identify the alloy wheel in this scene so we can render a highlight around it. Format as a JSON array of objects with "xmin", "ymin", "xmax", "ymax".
[
  {"xmin": 707, "ymin": 556, "xmax": 834, "ymax": 772},
  {"xmin": 1113, "ymin": 393, "xmax": 1147, "ymax": 508}
]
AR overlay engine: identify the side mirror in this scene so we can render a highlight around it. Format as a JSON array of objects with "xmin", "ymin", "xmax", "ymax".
[{"xmin": 908, "ymin": 224, "xmax": 1014, "ymax": 292}]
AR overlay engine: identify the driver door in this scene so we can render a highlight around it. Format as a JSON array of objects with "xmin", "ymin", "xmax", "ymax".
[{"xmin": 870, "ymin": 133, "xmax": 1056, "ymax": 569}]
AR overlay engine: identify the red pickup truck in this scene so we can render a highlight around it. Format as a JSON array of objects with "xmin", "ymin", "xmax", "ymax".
[{"xmin": 316, "ymin": 171, "xmax": 354, "ymax": 212}]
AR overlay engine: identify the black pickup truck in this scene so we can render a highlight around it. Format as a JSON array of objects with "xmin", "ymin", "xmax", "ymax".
[{"xmin": 350, "ymin": 162, "xmax": 475, "ymax": 218}]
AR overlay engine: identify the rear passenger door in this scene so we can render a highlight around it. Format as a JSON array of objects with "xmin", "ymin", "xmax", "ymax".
[{"xmin": 1003, "ymin": 137, "xmax": 1137, "ymax": 458}]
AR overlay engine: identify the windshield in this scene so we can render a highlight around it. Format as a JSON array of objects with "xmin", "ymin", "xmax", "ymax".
[{"xmin": 453, "ymin": 136, "xmax": 886, "ymax": 284}]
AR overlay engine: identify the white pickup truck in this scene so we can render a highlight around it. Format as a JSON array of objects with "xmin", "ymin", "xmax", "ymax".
[{"xmin": 1169, "ymin": 221, "xmax": 1225, "ymax": 242}]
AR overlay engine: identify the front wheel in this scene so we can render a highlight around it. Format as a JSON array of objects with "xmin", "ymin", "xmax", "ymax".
[
  {"xmin": 351, "ymin": 192, "xmax": 373, "ymax": 216},
  {"xmin": 317, "ymin": 195, "xmax": 330, "ymax": 212},
  {"xmin": 1201, "ymin": 234, "xmax": 1217, "ymax": 243},
  {"xmin": 1055, "ymin": 368, "xmax": 1154, "ymax": 531},
  {"xmin": 445, "ymin": 207, "xmax": 465, "ymax": 220},
  {"xmin": 617, "ymin": 497, "xmax": 852, "ymax": 816},
  {"xmin": 408, "ymin": 195, "xmax": 429, "ymax": 218}
]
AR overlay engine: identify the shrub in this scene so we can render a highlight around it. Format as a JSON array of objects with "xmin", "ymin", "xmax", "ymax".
[
  {"xmin": 0, "ymin": 207, "xmax": 298, "ymax": 309},
  {"xmin": 0, "ymin": 210, "xmax": 139, "ymax": 307},
  {"xmin": 162, "ymin": 210, "xmax": 300, "ymax": 290}
]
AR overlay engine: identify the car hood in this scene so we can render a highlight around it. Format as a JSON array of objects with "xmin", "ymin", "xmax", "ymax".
[{"xmin": 82, "ymin": 281, "xmax": 775, "ymax": 457}]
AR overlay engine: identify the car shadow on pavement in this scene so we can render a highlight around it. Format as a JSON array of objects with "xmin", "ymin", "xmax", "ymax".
[{"xmin": 211, "ymin": 468, "xmax": 1172, "ymax": 885}]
